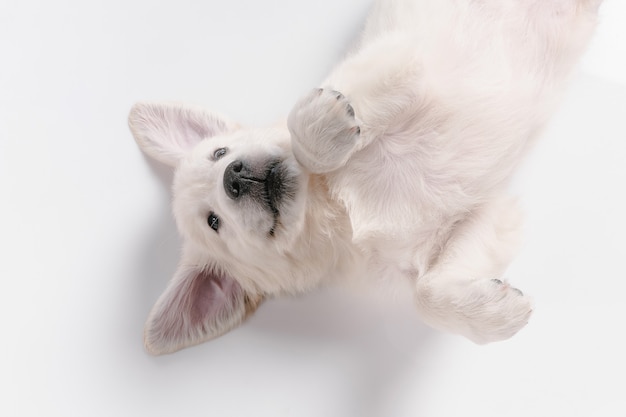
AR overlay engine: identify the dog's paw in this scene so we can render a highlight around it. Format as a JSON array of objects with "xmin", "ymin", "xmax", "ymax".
[
  {"xmin": 287, "ymin": 88, "xmax": 361, "ymax": 173},
  {"xmin": 457, "ymin": 279, "xmax": 532, "ymax": 344}
]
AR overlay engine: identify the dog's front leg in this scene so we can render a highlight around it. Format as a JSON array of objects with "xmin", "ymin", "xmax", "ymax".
[
  {"xmin": 287, "ymin": 88, "xmax": 362, "ymax": 173},
  {"xmin": 414, "ymin": 197, "xmax": 533, "ymax": 344}
]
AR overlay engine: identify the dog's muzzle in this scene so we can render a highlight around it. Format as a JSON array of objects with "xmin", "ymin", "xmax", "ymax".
[{"xmin": 223, "ymin": 159, "xmax": 285, "ymax": 215}]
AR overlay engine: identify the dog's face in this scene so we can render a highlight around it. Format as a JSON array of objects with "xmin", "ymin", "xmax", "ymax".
[
  {"xmin": 173, "ymin": 128, "xmax": 308, "ymax": 263},
  {"xmin": 129, "ymin": 102, "xmax": 311, "ymax": 355}
]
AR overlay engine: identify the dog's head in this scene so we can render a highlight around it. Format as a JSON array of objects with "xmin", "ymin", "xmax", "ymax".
[{"xmin": 129, "ymin": 102, "xmax": 316, "ymax": 355}]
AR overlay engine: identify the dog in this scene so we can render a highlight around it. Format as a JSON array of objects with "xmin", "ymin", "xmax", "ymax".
[{"xmin": 129, "ymin": 0, "xmax": 601, "ymax": 355}]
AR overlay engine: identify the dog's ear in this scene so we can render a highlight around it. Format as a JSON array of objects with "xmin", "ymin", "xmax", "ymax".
[
  {"xmin": 128, "ymin": 102, "xmax": 238, "ymax": 167},
  {"xmin": 144, "ymin": 263, "xmax": 262, "ymax": 355}
]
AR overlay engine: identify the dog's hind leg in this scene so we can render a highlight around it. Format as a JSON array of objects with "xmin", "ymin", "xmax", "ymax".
[{"xmin": 414, "ymin": 196, "xmax": 532, "ymax": 344}]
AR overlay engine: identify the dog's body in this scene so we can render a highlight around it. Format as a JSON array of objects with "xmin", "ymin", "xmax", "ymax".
[{"xmin": 129, "ymin": 0, "xmax": 601, "ymax": 354}]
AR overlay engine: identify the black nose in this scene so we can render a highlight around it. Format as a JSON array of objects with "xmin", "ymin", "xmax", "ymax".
[{"xmin": 223, "ymin": 160, "xmax": 244, "ymax": 200}]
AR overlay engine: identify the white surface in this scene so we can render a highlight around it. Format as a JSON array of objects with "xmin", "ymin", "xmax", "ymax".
[{"xmin": 1, "ymin": 1, "xmax": 625, "ymax": 416}]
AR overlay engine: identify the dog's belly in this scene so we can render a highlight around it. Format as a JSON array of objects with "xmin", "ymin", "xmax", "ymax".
[
  {"xmin": 319, "ymin": 0, "xmax": 599, "ymax": 291},
  {"xmin": 323, "ymin": 35, "xmax": 563, "ymax": 247}
]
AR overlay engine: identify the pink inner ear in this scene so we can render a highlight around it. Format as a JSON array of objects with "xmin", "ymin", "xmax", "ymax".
[
  {"xmin": 189, "ymin": 270, "xmax": 243, "ymax": 326},
  {"xmin": 172, "ymin": 108, "xmax": 231, "ymax": 151},
  {"xmin": 129, "ymin": 102, "xmax": 236, "ymax": 167},
  {"xmin": 146, "ymin": 266, "xmax": 251, "ymax": 354},
  {"xmin": 183, "ymin": 115, "xmax": 221, "ymax": 141},
  {"xmin": 174, "ymin": 115, "xmax": 212, "ymax": 150}
]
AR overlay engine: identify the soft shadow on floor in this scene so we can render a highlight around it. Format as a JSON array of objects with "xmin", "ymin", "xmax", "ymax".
[
  {"xmin": 249, "ymin": 288, "xmax": 438, "ymax": 417},
  {"xmin": 131, "ymin": 156, "xmax": 180, "ymax": 337}
]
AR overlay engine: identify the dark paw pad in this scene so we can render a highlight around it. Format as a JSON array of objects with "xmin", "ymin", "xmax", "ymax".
[
  {"xmin": 330, "ymin": 90, "xmax": 344, "ymax": 100},
  {"xmin": 491, "ymin": 279, "xmax": 524, "ymax": 296}
]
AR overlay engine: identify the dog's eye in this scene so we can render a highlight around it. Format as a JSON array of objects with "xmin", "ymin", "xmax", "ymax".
[
  {"xmin": 213, "ymin": 148, "xmax": 227, "ymax": 160},
  {"xmin": 208, "ymin": 212, "xmax": 220, "ymax": 232}
]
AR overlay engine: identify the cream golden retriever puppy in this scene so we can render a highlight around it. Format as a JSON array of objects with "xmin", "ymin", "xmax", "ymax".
[{"xmin": 129, "ymin": 0, "xmax": 601, "ymax": 355}]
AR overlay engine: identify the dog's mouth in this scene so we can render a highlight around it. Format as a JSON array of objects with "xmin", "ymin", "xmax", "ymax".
[
  {"xmin": 265, "ymin": 162, "xmax": 284, "ymax": 209},
  {"xmin": 264, "ymin": 161, "xmax": 289, "ymax": 236},
  {"xmin": 223, "ymin": 158, "xmax": 298, "ymax": 237}
]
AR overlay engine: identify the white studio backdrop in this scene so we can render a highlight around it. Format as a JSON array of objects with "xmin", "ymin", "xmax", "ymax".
[{"xmin": 1, "ymin": 1, "xmax": 625, "ymax": 416}]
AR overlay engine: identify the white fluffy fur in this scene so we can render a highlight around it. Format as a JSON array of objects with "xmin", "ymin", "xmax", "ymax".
[{"xmin": 129, "ymin": 0, "xmax": 601, "ymax": 354}]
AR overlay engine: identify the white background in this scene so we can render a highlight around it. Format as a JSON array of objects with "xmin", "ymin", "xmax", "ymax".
[{"xmin": 1, "ymin": 1, "xmax": 625, "ymax": 416}]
